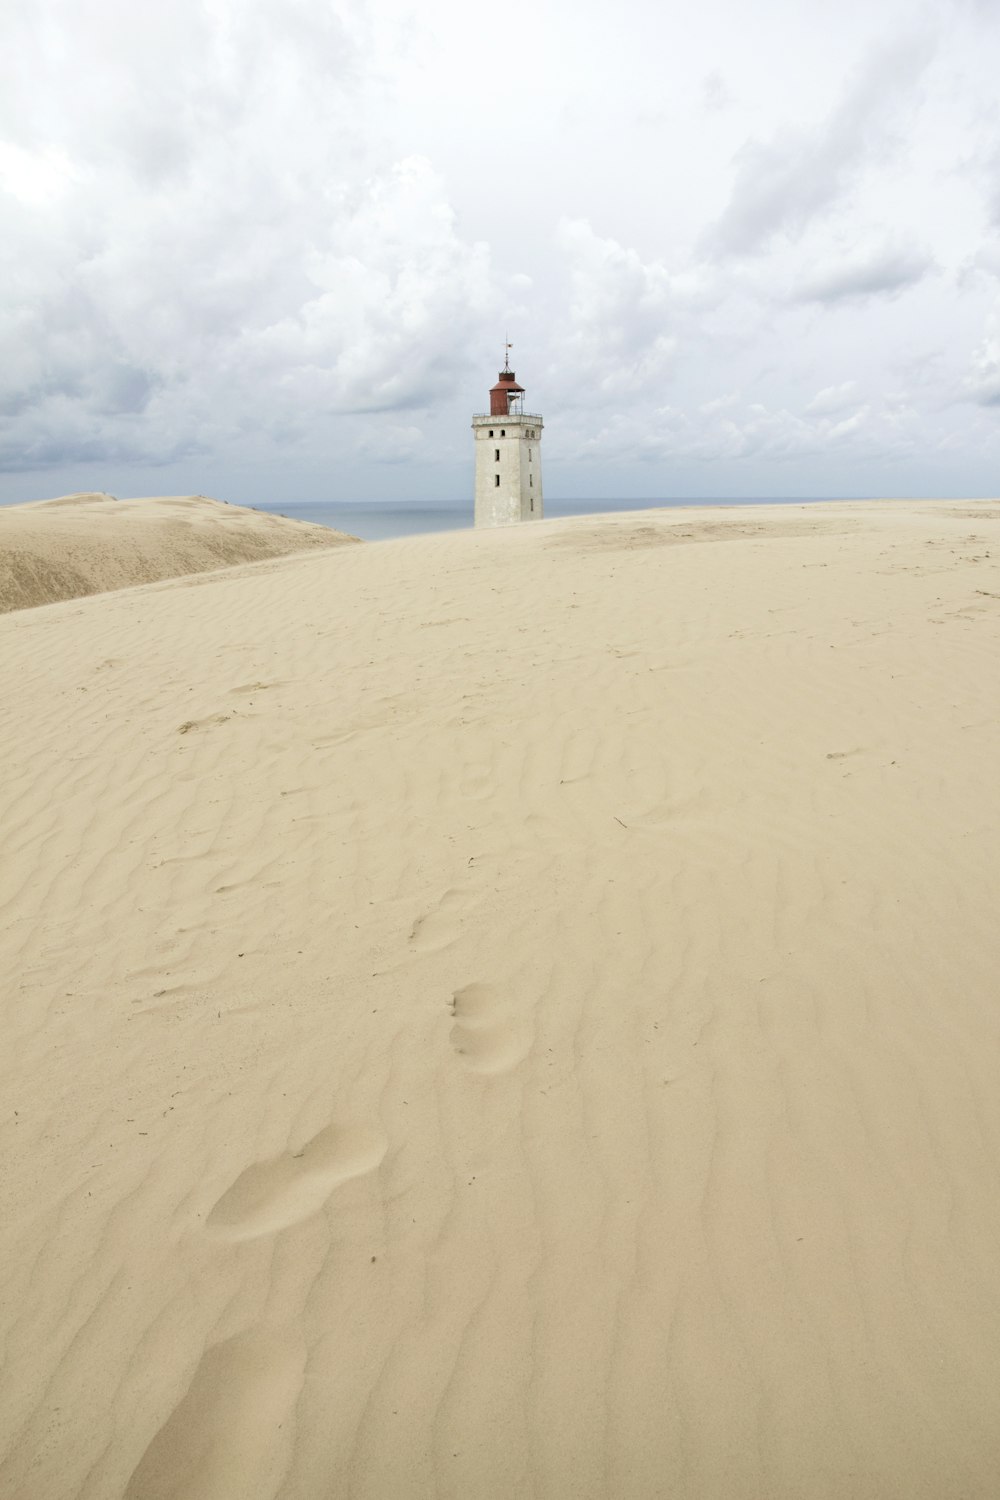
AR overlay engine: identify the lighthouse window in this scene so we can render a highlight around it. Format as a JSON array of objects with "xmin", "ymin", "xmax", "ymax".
[
  {"xmin": 494, "ymin": 449, "xmax": 500, "ymax": 461},
  {"xmin": 488, "ymin": 429, "xmax": 494, "ymax": 437},
  {"xmin": 529, "ymin": 474, "xmax": 533, "ymax": 487},
  {"xmin": 528, "ymin": 449, "xmax": 532, "ymax": 461},
  {"xmin": 500, "ymin": 429, "xmax": 505, "ymax": 437},
  {"xmin": 494, "ymin": 474, "xmax": 500, "ymax": 487}
]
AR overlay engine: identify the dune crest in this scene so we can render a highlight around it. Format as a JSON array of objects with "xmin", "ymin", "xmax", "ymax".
[{"xmin": 0, "ymin": 492, "xmax": 358, "ymax": 613}]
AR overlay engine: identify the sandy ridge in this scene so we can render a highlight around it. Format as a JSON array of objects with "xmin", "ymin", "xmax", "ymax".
[{"xmin": 0, "ymin": 492, "xmax": 359, "ymax": 613}]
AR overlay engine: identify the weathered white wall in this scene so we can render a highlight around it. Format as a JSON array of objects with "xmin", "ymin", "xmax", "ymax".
[{"xmin": 473, "ymin": 415, "xmax": 544, "ymax": 527}]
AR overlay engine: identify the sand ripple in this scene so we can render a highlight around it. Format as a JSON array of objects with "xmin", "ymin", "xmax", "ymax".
[{"xmin": 1, "ymin": 500, "xmax": 999, "ymax": 1497}]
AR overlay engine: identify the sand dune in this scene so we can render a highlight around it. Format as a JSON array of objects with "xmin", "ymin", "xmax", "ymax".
[
  {"xmin": 0, "ymin": 492, "xmax": 358, "ymax": 613},
  {"xmin": 1, "ymin": 499, "xmax": 1000, "ymax": 1498}
]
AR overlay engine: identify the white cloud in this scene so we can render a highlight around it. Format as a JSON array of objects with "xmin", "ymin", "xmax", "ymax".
[
  {"xmin": 805, "ymin": 382, "xmax": 862, "ymax": 416},
  {"xmin": 551, "ymin": 219, "xmax": 678, "ymax": 398},
  {"xmin": 964, "ymin": 316, "xmax": 1000, "ymax": 406},
  {"xmin": 232, "ymin": 157, "xmax": 493, "ymax": 415},
  {"xmin": 0, "ymin": 143, "xmax": 79, "ymax": 204}
]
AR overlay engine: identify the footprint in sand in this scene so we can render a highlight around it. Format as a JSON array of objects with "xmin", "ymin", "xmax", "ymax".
[
  {"xmin": 458, "ymin": 763, "xmax": 493, "ymax": 802},
  {"xmin": 410, "ymin": 887, "xmax": 476, "ymax": 953},
  {"xmin": 177, "ymin": 713, "xmax": 231, "ymax": 734},
  {"xmin": 206, "ymin": 1123, "xmax": 387, "ymax": 1241},
  {"xmin": 124, "ymin": 1326, "xmax": 306, "ymax": 1500},
  {"xmin": 449, "ymin": 982, "xmax": 532, "ymax": 1075}
]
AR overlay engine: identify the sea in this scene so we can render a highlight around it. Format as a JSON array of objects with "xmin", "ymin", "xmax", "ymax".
[{"xmin": 254, "ymin": 496, "xmax": 857, "ymax": 542}]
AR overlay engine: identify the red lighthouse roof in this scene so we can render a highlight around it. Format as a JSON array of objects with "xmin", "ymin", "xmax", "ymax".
[{"xmin": 489, "ymin": 369, "xmax": 525, "ymax": 417}]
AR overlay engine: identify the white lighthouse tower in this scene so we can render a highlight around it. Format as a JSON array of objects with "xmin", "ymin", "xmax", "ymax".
[{"xmin": 472, "ymin": 351, "xmax": 543, "ymax": 527}]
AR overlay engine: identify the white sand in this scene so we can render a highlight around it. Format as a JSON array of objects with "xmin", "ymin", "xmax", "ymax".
[
  {"xmin": 0, "ymin": 493, "xmax": 357, "ymax": 613},
  {"xmin": 1, "ymin": 498, "xmax": 999, "ymax": 1498}
]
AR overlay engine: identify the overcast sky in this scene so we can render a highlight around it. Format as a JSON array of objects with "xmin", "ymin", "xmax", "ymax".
[{"xmin": 2, "ymin": 0, "xmax": 999, "ymax": 504}]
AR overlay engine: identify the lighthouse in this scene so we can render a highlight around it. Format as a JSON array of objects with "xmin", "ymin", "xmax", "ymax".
[{"xmin": 472, "ymin": 352, "xmax": 543, "ymax": 527}]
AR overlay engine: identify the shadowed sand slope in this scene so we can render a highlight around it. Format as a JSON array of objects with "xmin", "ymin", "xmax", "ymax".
[
  {"xmin": 0, "ymin": 492, "xmax": 359, "ymax": 613},
  {"xmin": 1, "ymin": 500, "xmax": 1000, "ymax": 1498}
]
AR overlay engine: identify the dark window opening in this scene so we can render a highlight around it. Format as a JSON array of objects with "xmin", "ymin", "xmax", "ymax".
[
  {"xmin": 489, "ymin": 429, "xmax": 494, "ymax": 437},
  {"xmin": 529, "ymin": 474, "xmax": 533, "ymax": 487},
  {"xmin": 494, "ymin": 474, "xmax": 500, "ymax": 487},
  {"xmin": 500, "ymin": 429, "xmax": 505, "ymax": 437},
  {"xmin": 530, "ymin": 498, "xmax": 534, "ymax": 511},
  {"xmin": 494, "ymin": 448, "xmax": 500, "ymax": 461}
]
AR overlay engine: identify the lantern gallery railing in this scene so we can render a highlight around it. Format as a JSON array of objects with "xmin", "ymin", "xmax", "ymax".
[{"xmin": 471, "ymin": 413, "xmax": 544, "ymax": 423}]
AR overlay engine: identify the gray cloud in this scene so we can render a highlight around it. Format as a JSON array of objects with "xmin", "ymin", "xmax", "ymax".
[
  {"xmin": 0, "ymin": 416, "xmax": 205, "ymax": 474},
  {"xmin": 0, "ymin": 0, "xmax": 499, "ymax": 475},
  {"xmin": 705, "ymin": 37, "xmax": 934, "ymax": 257},
  {"xmin": 964, "ymin": 319, "xmax": 1000, "ymax": 405},
  {"xmin": 793, "ymin": 244, "xmax": 933, "ymax": 304},
  {"xmin": 702, "ymin": 71, "xmax": 734, "ymax": 113}
]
